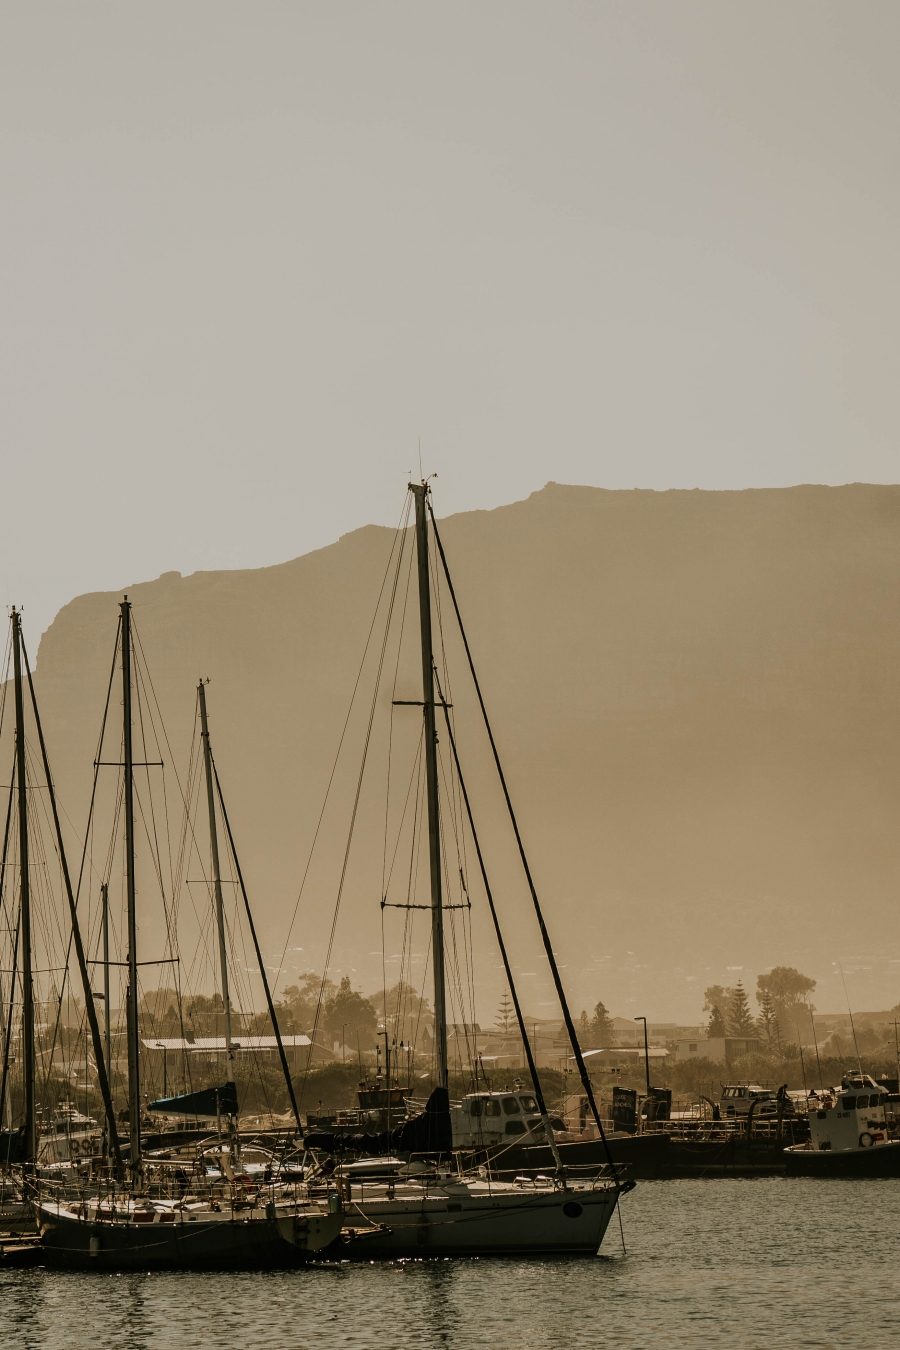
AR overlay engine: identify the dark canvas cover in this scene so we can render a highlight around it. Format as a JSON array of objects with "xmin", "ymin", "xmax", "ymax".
[{"xmin": 304, "ymin": 1086, "xmax": 451, "ymax": 1156}]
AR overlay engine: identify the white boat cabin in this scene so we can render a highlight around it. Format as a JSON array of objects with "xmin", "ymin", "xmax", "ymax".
[
  {"xmin": 450, "ymin": 1090, "xmax": 548, "ymax": 1149},
  {"xmin": 37, "ymin": 1103, "xmax": 102, "ymax": 1165},
  {"xmin": 806, "ymin": 1074, "xmax": 889, "ymax": 1152}
]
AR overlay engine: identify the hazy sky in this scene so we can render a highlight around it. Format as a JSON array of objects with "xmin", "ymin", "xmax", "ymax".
[{"xmin": 3, "ymin": 2, "xmax": 899, "ymax": 641}]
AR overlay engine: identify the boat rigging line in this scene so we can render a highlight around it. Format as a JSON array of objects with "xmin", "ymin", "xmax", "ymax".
[
  {"xmin": 210, "ymin": 754, "xmax": 304, "ymax": 1135},
  {"xmin": 19, "ymin": 621, "xmax": 123, "ymax": 1173},
  {"xmin": 431, "ymin": 663, "xmax": 564, "ymax": 1172},
  {"xmin": 426, "ymin": 498, "xmax": 621, "ymax": 1185}
]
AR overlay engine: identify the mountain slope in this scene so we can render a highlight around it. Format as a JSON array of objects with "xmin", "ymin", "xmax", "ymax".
[{"xmin": 31, "ymin": 482, "xmax": 900, "ymax": 1021}]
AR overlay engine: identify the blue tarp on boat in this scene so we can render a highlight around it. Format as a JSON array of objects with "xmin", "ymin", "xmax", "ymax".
[
  {"xmin": 147, "ymin": 1083, "xmax": 239, "ymax": 1119},
  {"xmin": 303, "ymin": 1087, "xmax": 452, "ymax": 1156}
]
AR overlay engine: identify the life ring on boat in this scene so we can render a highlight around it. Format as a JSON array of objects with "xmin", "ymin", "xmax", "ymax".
[{"xmin": 859, "ymin": 1132, "xmax": 875, "ymax": 1148}]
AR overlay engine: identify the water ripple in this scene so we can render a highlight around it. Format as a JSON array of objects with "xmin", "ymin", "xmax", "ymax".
[{"xmin": 3, "ymin": 1179, "xmax": 897, "ymax": 1349}]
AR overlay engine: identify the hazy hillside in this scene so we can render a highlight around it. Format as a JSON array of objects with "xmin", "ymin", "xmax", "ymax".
[{"xmin": 31, "ymin": 483, "xmax": 900, "ymax": 1023}]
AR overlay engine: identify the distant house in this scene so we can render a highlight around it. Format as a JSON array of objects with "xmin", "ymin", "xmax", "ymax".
[
  {"xmin": 141, "ymin": 1033, "xmax": 329, "ymax": 1067},
  {"xmin": 675, "ymin": 1036, "xmax": 759, "ymax": 1065}
]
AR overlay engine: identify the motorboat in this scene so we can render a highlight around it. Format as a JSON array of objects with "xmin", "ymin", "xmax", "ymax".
[{"xmin": 784, "ymin": 1073, "xmax": 900, "ymax": 1176}]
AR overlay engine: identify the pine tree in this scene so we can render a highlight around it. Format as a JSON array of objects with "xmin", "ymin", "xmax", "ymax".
[
  {"xmin": 756, "ymin": 990, "xmax": 781, "ymax": 1048},
  {"xmin": 579, "ymin": 1009, "xmax": 590, "ymax": 1042},
  {"xmin": 495, "ymin": 991, "xmax": 514, "ymax": 1035},
  {"xmin": 591, "ymin": 1000, "xmax": 613, "ymax": 1047},
  {"xmin": 707, "ymin": 1005, "xmax": 726, "ymax": 1038},
  {"xmin": 728, "ymin": 981, "xmax": 756, "ymax": 1036}
]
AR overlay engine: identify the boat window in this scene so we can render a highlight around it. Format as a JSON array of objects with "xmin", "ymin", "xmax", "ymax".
[
  {"xmin": 519, "ymin": 1095, "xmax": 537, "ymax": 1111},
  {"xmin": 484, "ymin": 1100, "xmax": 502, "ymax": 1117},
  {"xmin": 841, "ymin": 1097, "xmax": 856, "ymax": 1110},
  {"xmin": 468, "ymin": 1099, "xmax": 482, "ymax": 1117},
  {"xmin": 502, "ymin": 1097, "xmax": 521, "ymax": 1114},
  {"xmin": 870, "ymin": 1095, "xmax": 882, "ymax": 1108},
  {"xmin": 505, "ymin": 1120, "xmax": 527, "ymax": 1135}
]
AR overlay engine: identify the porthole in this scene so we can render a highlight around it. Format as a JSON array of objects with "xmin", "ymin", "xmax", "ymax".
[{"xmin": 562, "ymin": 1201, "xmax": 583, "ymax": 1219}]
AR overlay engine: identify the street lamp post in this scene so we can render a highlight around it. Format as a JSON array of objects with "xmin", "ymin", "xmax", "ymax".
[
  {"xmin": 634, "ymin": 1016, "xmax": 651, "ymax": 1096},
  {"xmin": 155, "ymin": 1042, "xmax": 168, "ymax": 1099},
  {"xmin": 377, "ymin": 1030, "xmax": 393, "ymax": 1135}
]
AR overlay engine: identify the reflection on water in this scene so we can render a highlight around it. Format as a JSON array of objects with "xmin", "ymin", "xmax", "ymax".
[{"xmin": 5, "ymin": 1180, "xmax": 900, "ymax": 1349}]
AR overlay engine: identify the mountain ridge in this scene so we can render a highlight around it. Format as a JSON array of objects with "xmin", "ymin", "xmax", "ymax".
[{"xmin": 26, "ymin": 481, "xmax": 900, "ymax": 1023}]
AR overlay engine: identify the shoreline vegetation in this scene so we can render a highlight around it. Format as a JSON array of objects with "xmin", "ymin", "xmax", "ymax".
[{"xmin": 27, "ymin": 964, "xmax": 900, "ymax": 1125}]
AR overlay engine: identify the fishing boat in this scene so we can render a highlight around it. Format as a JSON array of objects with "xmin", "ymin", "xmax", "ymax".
[
  {"xmin": 784, "ymin": 1073, "xmax": 900, "ymax": 1176},
  {"xmin": 302, "ymin": 482, "xmax": 631, "ymax": 1255}
]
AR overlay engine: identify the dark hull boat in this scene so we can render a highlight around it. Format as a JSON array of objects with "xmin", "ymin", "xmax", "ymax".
[
  {"xmin": 38, "ymin": 1199, "xmax": 342, "ymax": 1271},
  {"xmin": 21, "ymin": 606, "xmax": 341, "ymax": 1270},
  {"xmin": 785, "ymin": 1139, "xmax": 900, "ymax": 1177}
]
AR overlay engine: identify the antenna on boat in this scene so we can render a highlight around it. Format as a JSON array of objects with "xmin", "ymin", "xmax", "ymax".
[
  {"xmin": 198, "ymin": 680, "xmax": 237, "ymax": 1132},
  {"xmin": 409, "ymin": 482, "xmax": 448, "ymax": 1090},
  {"xmin": 837, "ymin": 959, "xmax": 863, "ymax": 1074},
  {"xmin": 809, "ymin": 1005, "xmax": 823, "ymax": 1090}
]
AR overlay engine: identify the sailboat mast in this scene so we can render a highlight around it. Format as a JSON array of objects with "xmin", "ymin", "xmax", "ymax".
[
  {"xmin": 197, "ymin": 681, "xmax": 236, "ymax": 1095},
  {"xmin": 0, "ymin": 769, "xmax": 17, "ymax": 1139},
  {"xmin": 410, "ymin": 483, "xmax": 448, "ymax": 1090},
  {"xmin": 121, "ymin": 599, "xmax": 141, "ymax": 1172},
  {"xmin": 101, "ymin": 883, "xmax": 111, "ymax": 1084},
  {"xmin": 11, "ymin": 611, "xmax": 35, "ymax": 1163}
]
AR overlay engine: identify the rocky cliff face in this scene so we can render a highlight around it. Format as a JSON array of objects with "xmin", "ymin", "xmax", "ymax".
[{"xmin": 30, "ymin": 483, "xmax": 900, "ymax": 1021}]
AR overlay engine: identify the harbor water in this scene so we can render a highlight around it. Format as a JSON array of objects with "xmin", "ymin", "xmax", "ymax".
[{"xmin": 3, "ymin": 1179, "xmax": 899, "ymax": 1349}]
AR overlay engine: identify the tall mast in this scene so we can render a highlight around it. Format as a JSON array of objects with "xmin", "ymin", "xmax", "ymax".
[
  {"xmin": 101, "ymin": 883, "xmax": 111, "ymax": 1095},
  {"xmin": 197, "ymin": 681, "xmax": 236, "ymax": 1099},
  {"xmin": 121, "ymin": 598, "xmax": 141, "ymax": 1173},
  {"xmin": 0, "ymin": 769, "xmax": 17, "ymax": 1138},
  {"xmin": 410, "ymin": 483, "xmax": 447, "ymax": 1090},
  {"xmin": 11, "ymin": 612, "xmax": 35, "ymax": 1163}
]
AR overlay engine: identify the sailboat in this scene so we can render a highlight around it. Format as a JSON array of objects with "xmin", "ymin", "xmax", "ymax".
[
  {"xmin": 302, "ymin": 483, "xmax": 630, "ymax": 1257},
  {"xmin": 36, "ymin": 600, "xmax": 343, "ymax": 1268}
]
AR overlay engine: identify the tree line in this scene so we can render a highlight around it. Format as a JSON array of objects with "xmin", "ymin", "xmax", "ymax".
[{"xmin": 702, "ymin": 966, "xmax": 816, "ymax": 1047}]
